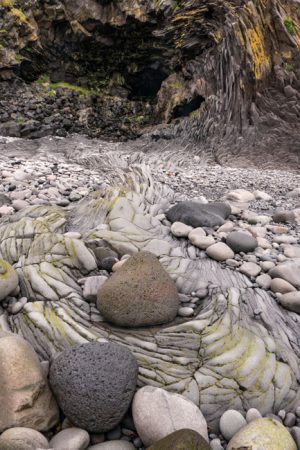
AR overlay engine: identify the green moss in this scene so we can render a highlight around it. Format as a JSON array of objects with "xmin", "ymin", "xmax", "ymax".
[
  {"xmin": 34, "ymin": 75, "xmax": 102, "ymax": 96},
  {"xmin": 16, "ymin": 116, "xmax": 25, "ymax": 124},
  {"xmin": 284, "ymin": 18, "xmax": 296, "ymax": 35},
  {"xmin": 285, "ymin": 63, "xmax": 294, "ymax": 72}
]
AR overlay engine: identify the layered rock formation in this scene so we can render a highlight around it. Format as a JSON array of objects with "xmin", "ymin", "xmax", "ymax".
[{"xmin": 0, "ymin": 0, "xmax": 299, "ymax": 163}]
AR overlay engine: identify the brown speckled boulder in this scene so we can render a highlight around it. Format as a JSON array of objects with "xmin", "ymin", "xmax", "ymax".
[
  {"xmin": 97, "ymin": 252, "xmax": 179, "ymax": 327},
  {"xmin": 146, "ymin": 429, "xmax": 212, "ymax": 450}
]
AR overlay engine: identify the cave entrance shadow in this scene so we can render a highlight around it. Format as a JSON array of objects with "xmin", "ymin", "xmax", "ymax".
[{"xmin": 172, "ymin": 95, "xmax": 205, "ymax": 118}]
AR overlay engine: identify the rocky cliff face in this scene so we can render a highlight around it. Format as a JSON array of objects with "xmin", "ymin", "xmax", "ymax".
[{"xmin": 0, "ymin": 0, "xmax": 300, "ymax": 163}]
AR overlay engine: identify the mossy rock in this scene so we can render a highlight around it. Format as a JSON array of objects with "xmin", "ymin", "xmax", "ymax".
[
  {"xmin": 146, "ymin": 429, "xmax": 212, "ymax": 450},
  {"xmin": 227, "ymin": 418, "xmax": 297, "ymax": 450}
]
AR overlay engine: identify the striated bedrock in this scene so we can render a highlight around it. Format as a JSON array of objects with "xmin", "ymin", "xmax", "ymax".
[
  {"xmin": 0, "ymin": 165, "xmax": 299, "ymax": 430},
  {"xmin": 0, "ymin": 0, "xmax": 300, "ymax": 160}
]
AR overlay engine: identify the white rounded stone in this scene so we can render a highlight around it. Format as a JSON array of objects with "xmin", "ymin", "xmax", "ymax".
[
  {"xmin": 219, "ymin": 409, "xmax": 247, "ymax": 441},
  {"xmin": 246, "ymin": 408, "xmax": 262, "ymax": 423},
  {"xmin": 50, "ymin": 427, "xmax": 90, "ymax": 450},
  {"xmin": 206, "ymin": 243, "xmax": 234, "ymax": 261},
  {"xmin": 189, "ymin": 235, "xmax": 215, "ymax": 250},
  {"xmin": 171, "ymin": 222, "xmax": 194, "ymax": 237},
  {"xmin": 132, "ymin": 386, "xmax": 208, "ymax": 447},
  {"xmin": 0, "ymin": 427, "xmax": 49, "ymax": 450},
  {"xmin": 256, "ymin": 274, "xmax": 272, "ymax": 289},
  {"xmin": 178, "ymin": 307, "xmax": 194, "ymax": 317},
  {"xmin": 239, "ymin": 262, "xmax": 261, "ymax": 278}
]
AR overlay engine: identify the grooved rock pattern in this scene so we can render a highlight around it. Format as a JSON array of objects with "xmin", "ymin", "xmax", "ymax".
[{"xmin": 0, "ymin": 157, "xmax": 299, "ymax": 431}]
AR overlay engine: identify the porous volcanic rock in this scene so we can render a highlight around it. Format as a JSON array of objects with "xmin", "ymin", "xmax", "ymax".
[
  {"xmin": 49, "ymin": 342, "xmax": 138, "ymax": 433},
  {"xmin": 97, "ymin": 251, "xmax": 179, "ymax": 327},
  {"xmin": 165, "ymin": 202, "xmax": 231, "ymax": 228}
]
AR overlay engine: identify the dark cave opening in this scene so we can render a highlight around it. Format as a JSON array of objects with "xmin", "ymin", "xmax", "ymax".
[
  {"xmin": 128, "ymin": 67, "xmax": 169, "ymax": 100},
  {"xmin": 172, "ymin": 95, "xmax": 205, "ymax": 118},
  {"xmin": 18, "ymin": 18, "xmax": 172, "ymax": 103}
]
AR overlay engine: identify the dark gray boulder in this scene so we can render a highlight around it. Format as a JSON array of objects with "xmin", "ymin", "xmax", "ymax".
[
  {"xmin": 226, "ymin": 231, "xmax": 258, "ymax": 253},
  {"xmin": 49, "ymin": 342, "xmax": 138, "ymax": 433},
  {"xmin": 166, "ymin": 202, "xmax": 231, "ymax": 228}
]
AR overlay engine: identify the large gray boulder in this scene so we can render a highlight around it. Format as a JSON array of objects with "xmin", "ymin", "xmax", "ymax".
[
  {"xmin": 49, "ymin": 342, "xmax": 138, "ymax": 433},
  {"xmin": 166, "ymin": 202, "xmax": 231, "ymax": 228},
  {"xmin": 97, "ymin": 252, "xmax": 179, "ymax": 327}
]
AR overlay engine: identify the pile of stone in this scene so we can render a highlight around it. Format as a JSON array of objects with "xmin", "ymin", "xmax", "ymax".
[{"xmin": 167, "ymin": 189, "xmax": 300, "ymax": 314}]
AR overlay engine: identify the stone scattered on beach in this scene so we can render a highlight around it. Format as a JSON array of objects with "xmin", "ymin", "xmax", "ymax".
[
  {"xmin": 132, "ymin": 386, "xmax": 208, "ymax": 447},
  {"xmin": 227, "ymin": 418, "xmax": 297, "ymax": 450},
  {"xmin": 97, "ymin": 252, "xmax": 179, "ymax": 327},
  {"xmin": 0, "ymin": 259, "xmax": 18, "ymax": 302},
  {"xmin": 49, "ymin": 342, "xmax": 138, "ymax": 433},
  {"xmin": 166, "ymin": 201, "xmax": 231, "ymax": 228},
  {"xmin": 0, "ymin": 333, "xmax": 59, "ymax": 432},
  {"xmin": 0, "ymin": 427, "xmax": 49, "ymax": 450}
]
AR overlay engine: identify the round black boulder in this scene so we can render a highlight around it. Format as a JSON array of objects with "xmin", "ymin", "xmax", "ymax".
[
  {"xmin": 49, "ymin": 342, "xmax": 138, "ymax": 433},
  {"xmin": 226, "ymin": 231, "xmax": 258, "ymax": 253},
  {"xmin": 166, "ymin": 202, "xmax": 231, "ymax": 228}
]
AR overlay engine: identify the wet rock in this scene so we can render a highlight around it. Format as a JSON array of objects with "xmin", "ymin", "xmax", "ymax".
[
  {"xmin": 49, "ymin": 342, "xmax": 138, "ymax": 433},
  {"xmin": 0, "ymin": 259, "xmax": 19, "ymax": 301},
  {"xmin": 227, "ymin": 418, "xmax": 296, "ymax": 450},
  {"xmin": 226, "ymin": 231, "xmax": 257, "ymax": 253},
  {"xmin": 206, "ymin": 243, "xmax": 234, "ymax": 261},
  {"xmin": 0, "ymin": 333, "xmax": 59, "ymax": 432},
  {"xmin": 0, "ymin": 427, "xmax": 49, "ymax": 450},
  {"xmin": 97, "ymin": 252, "xmax": 179, "ymax": 327},
  {"xmin": 219, "ymin": 410, "xmax": 246, "ymax": 441},
  {"xmin": 132, "ymin": 386, "xmax": 208, "ymax": 447},
  {"xmin": 49, "ymin": 427, "xmax": 90, "ymax": 450},
  {"xmin": 146, "ymin": 429, "xmax": 212, "ymax": 450},
  {"xmin": 166, "ymin": 202, "xmax": 231, "ymax": 228}
]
